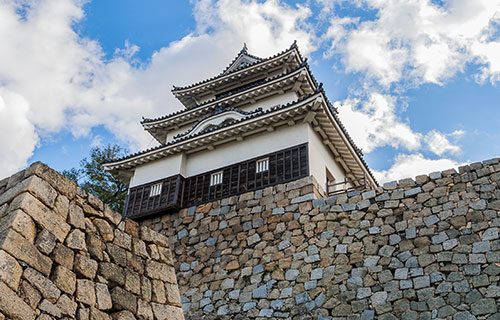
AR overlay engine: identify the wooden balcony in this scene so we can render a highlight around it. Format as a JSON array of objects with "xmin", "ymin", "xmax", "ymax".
[
  {"xmin": 182, "ymin": 143, "xmax": 308, "ymax": 207},
  {"xmin": 326, "ymin": 174, "xmax": 372, "ymax": 196},
  {"xmin": 123, "ymin": 144, "xmax": 309, "ymax": 219},
  {"xmin": 123, "ymin": 175, "xmax": 184, "ymax": 220}
]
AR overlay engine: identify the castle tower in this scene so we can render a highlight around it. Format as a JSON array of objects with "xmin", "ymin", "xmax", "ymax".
[{"xmin": 104, "ymin": 43, "xmax": 376, "ymax": 219}]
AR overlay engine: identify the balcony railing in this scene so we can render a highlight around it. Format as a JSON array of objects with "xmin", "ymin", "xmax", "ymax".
[
  {"xmin": 182, "ymin": 144, "xmax": 308, "ymax": 208},
  {"xmin": 123, "ymin": 175, "xmax": 184, "ymax": 220},
  {"xmin": 326, "ymin": 174, "xmax": 371, "ymax": 196}
]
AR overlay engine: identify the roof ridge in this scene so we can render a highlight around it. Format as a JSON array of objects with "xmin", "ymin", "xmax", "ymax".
[
  {"xmin": 220, "ymin": 43, "xmax": 262, "ymax": 75},
  {"xmin": 171, "ymin": 41, "xmax": 301, "ymax": 92}
]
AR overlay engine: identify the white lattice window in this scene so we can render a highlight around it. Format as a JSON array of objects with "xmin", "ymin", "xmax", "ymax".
[
  {"xmin": 149, "ymin": 183, "xmax": 162, "ymax": 197},
  {"xmin": 256, "ymin": 158, "xmax": 269, "ymax": 173},
  {"xmin": 210, "ymin": 171, "xmax": 223, "ymax": 186}
]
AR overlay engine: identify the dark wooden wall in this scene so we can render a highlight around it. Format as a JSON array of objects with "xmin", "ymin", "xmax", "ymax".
[{"xmin": 123, "ymin": 143, "xmax": 308, "ymax": 220}]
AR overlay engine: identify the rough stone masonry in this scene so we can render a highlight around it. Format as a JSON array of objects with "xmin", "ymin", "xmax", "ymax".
[
  {"xmin": 142, "ymin": 158, "xmax": 500, "ymax": 320},
  {"xmin": 0, "ymin": 162, "xmax": 184, "ymax": 320}
]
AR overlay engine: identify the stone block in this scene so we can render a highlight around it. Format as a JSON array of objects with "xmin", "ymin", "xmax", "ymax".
[
  {"xmin": 51, "ymin": 243, "xmax": 74, "ymax": 269},
  {"xmin": 99, "ymin": 262, "xmax": 125, "ymax": 286},
  {"xmin": 52, "ymin": 265, "xmax": 76, "ymax": 295},
  {"xmin": 53, "ymin": 194, "xmax": 69, "ymax": 220},
  {"xmin": 24, "ymin": 162, "xmax": 77, "ymax": 198},
  {"xmin": 246, "ymin": 233, "xmax": 260, "ymax": 246},
  {"xmin": 0, "ymin": 209, "xmax": 36, "ymax": 243},
  {"xmin": 114, "ymin": 229, "xmax": 132, "ymax": 250},
  {"xmin": 0, "ymin": 281, "xmax": 36, "ymax": 320},
  {"xmin": 20, "ymin": 280, "xmax": 42, "ymax": 308},
  {"xmin": 165, "ymin": 282, "xmax": 182, "ymax": 306},
  {"xmin": 111, "ymin": 287, "xmax": 137, "ymax": 313},
  {"xmin": 90, "ymin": 307, "xmax": 112, "ymax": 320},
  {"xmin": 95, "ymin": 283, "xmax": 113, "ymax": 310},
  {"xmin": 0, "ymin": 175, "xmax": 56, "ymax": 209},
  {"xmin": 57, "ymin": 294, "xmax": 78, "ymax": 317},
  {"xmin": 104, "ymin": 206, "xmax": 122, "ymax": 226},
  {"xmin": 137, "ymin": 299, "xmax": 154, "ymax": 320},
  {"xmin": 68, "ymin": 203, "xmax": 86, "ymax": 230},
  {"xmin": 35, "ymin": 229, "xmax": 56, "ymax": 255},
  {"xmin": 38, "ymin": 299, "xmax": 62, "ymax": 317},
  {"xmin": 482, "ymin": 227, "xmax": 499, "ymax": 241},
  {"xmin": 151, "ymin": 303, "xmax": 184, "ymax": 320},
  {"xmin": 152, "ymin": 279, "xmax": 166, "ymax": 303},
  {"xmin": 24, "ymin": 267, "xmax": 61, "ymax": 303},
  {"xmin": 145, "ymin": 260, "xmax": 176, "ymax": 284},
  {"xmin": 107, "ymin": 243, "xmax": 127, "ymax": 266},
  {"xmin": 471, "ymin": 298, "xmax": 497, "ymax": 315},
  {"xmin": 87, "ymin": 232, "xmax": 105, "ymax": 261},
  {"xmin": 140, "ymin": 226, "xmax": 169, "ymax": 247},
  {"xmin": 0, "ymin": 249, "xmax": 22, "ymax": 290},
  {"xmin": 93, "ymin": 218, "xmax": 114, "ymax": 242},
  {"xmin": 65, "ymin": 229, "xmax": 87, "ymax": 251},
  {"xmin": 75, "ymin": 254, "xmax": 98, "ymax": 280},
  {"xmin": 9, "ymin": 192, "xmax": 70, "ymax": 242},
  {"xmin": 76, "ymin": 279, "xmax": 96, "ymax": 307}
]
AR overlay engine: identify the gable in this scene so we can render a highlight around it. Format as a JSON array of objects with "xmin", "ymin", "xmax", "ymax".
[{"xmin": 223, "ymin": 53, "xmax": 261, "ymax": 74}]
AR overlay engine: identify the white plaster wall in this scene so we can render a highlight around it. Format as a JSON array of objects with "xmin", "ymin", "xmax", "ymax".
[
  {"xmin": 307, "ymin": 125, "xmax": 347, "ymax": 193},
  {"xmin": 129, "ymin": 153, "xmax": 185, "ymax": 187},
  {"xmin": 185, "ymin": 122, "xmax": 309, "ymax": 176}
]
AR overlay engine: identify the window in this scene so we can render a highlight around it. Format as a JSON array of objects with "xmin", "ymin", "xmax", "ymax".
[
  {"xmin": 210, "ymin": 171, "xmax": 223, "ymax": 186},
  {"xmin": 149, "ymin": 183, "xmax": 162, "ymax": 197},
  {"xmin": 256, "ymin": 158, "xmax": 269, "ymax": 173}
]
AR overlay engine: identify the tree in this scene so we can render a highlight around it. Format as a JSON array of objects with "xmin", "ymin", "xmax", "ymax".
[{"xmin": 62, "ymin": 144, "xmax": 128, "ymax": 213}]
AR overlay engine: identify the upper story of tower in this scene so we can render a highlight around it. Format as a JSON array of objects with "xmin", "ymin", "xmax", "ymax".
[{"xmin": 141, "ymin": 42, "xmax": 313, "ymax": 145}]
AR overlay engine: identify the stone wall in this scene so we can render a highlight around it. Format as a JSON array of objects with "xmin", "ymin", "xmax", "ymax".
[
  {"xmin": 144, "ymin": 158, "xmax": 500, "ymax": 319},
  {"xmin": 0, "ymin": 162, "xmax": 184, "ymax": 320}
]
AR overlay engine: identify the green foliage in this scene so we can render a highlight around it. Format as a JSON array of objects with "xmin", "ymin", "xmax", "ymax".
[{"xmin": 62, "ymin": 144, "xmax": 128, "ymax": 213}]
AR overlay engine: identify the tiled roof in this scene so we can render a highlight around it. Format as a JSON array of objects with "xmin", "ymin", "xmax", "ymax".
[
  {"xmin": 141, "ymin": 61, "xmax": 315, "ymax": 125},
  {"xmin": 171, "ymin": 41, "xmax": 303, "ymax": 92}
]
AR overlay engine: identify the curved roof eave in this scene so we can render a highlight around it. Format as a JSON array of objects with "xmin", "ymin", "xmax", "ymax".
[{"xmin": 142, "ymin": 62, "xmax": 318, "ymax": 131}]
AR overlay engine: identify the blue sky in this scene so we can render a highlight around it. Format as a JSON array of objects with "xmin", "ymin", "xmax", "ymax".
[{"xmin": 1, "ymin": 0, "xmax": 500, "ymax": 182}]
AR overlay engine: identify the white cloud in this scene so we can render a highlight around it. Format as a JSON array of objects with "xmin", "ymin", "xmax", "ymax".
[
  {"xmin": 373, "ymin": 153, "xmax": 463, "ymax": 183},
  {"xmin": 335, "ymin": 93, "xmax": 421, "ymax": 153},
  {"xmin": 424, "ymin": 129, "xmax": 463, "ymax": 156},
  {"xmin": 323, "ymin": 0, "xmax": 500, "ymax": 87},
  {"xmin": 0, "ymin": 0, "xmax": 318, "ymax": 178},
  {"xmin": 0, "ymin": 88, "xmax": 38, "ymax": 177}
]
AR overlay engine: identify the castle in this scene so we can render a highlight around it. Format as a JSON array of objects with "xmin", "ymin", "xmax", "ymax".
[{"xmin": 103, "ymin": 43, "xmax": 376, "ymax": 220}]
